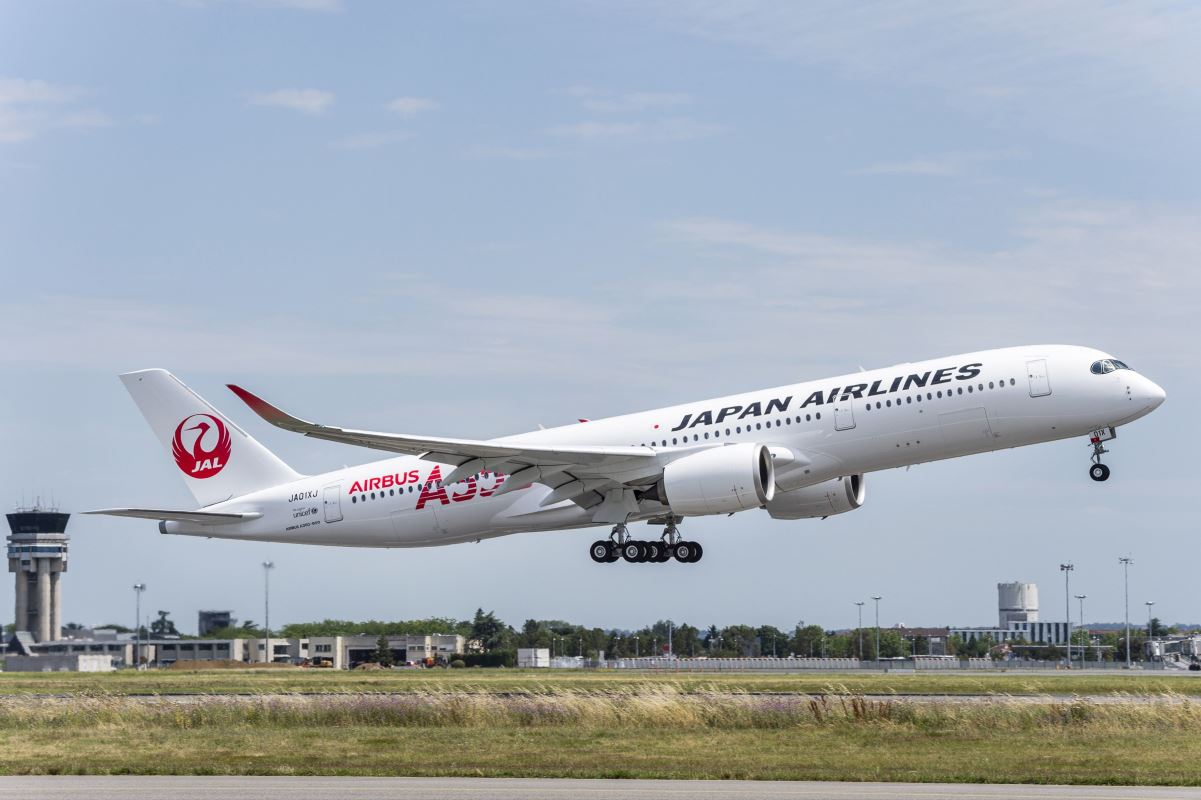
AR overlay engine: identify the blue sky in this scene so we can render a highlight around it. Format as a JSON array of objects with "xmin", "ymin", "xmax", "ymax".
[{"xmin": 2, "ymin": 1, "xmax": 1197, "ymax": 635}]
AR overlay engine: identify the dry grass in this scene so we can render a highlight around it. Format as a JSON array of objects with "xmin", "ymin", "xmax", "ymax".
[
  {"xmin": 1, "ymin": 668, "xmax": 1198, "ymax": 697},
  {"xmin": 0, "ymin": 688, "xmax": 1199, "ymax": 783}
]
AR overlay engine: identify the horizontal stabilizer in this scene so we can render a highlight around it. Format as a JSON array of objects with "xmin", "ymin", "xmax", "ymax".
[{"xmin": 84, "ymin": 508, "xmax": 261, "ymax": 526}]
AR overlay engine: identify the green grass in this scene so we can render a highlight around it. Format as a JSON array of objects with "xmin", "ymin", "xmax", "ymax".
[
  {"xmin": 0, "ymin": 689, "xmax": 1199, "ymax": 783},
  {"xmin": 0, "ymin": 667, "xmax": 1198, "ymax": 697}
]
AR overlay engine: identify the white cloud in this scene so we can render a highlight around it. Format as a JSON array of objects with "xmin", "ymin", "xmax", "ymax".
[
  {"xmin": 851, "ymin": 150, "xmax": 1023, "ymax": 177},
  {"xmin": 563, "ymin": 86, "xmax": 692, "ymax": 114},
  {"xmin": 331, "ymin": 131, "xmax": 410, "ymax": 150},
  {"xmin": 247, "ymin": 88, "xmax": 333, "ymax": 115},
  {"xmin": 0, "ymin": 78, "xmax": 110, "ymax": 144},
  {"xmin": 384, "ymin": 96, "xmax": 438, "ymax": 116},
  {"xmin": 642, "ymin": 2, "xmax": 1201, "ymax": 146},
  {"xmin": 465, "ymin": 144, "xmax": 557, "ymax": 161},
  {"xmin": 659, "ymin": 200, "xmax": 1201, "ymax": 367},
  {"xmin": 547, "ymin": 117, "xmax": 721, "ymax": 142}
]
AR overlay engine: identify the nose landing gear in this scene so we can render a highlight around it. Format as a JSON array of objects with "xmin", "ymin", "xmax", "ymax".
[{"xmin": 1088, "ymin": 427, "xmax": 1116, "ymax": 482}]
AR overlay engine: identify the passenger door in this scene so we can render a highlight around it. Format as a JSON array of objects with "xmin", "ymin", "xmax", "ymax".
[
  {"xmin": 834, "ymin": 399, "xmax": 856, "ymax": 431},
  {"xmin": 323, "ymin": 484, "xmax": 343, "ymax": 523},
  {"xmin": 1027, "ymin": 359, "xmax": 1051, "ymax": 397}
]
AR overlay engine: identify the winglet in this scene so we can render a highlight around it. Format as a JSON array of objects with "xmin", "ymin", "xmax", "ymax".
[{"xmin": 227, "ymin": 384, "xmax": 312, "ymax": 433}]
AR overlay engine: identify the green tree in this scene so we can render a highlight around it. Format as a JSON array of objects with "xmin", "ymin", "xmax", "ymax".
[
  {"xmin": 372, "ymin": 634, "xmax": 394, "ymax": 667},
  {"xmin": 150, "ymin": 610, "xmax": 179, "ymax": 637},
  {"xmin": 470, "ymin": 609, "xmax": 510, "ymax": 651},
  {"xmin": 792, "ymin": 624, "xmax": 825, "ymax": 657}
]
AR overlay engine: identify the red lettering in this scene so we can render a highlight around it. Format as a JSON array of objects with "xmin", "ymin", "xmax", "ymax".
[
  {"xmin": 368, "ymin": 477, "xmax": 381, "ymax": 491},
  {"xmin": 451, "ymin": 477, "xmax": 477, "ymax": 502},
  {"xmin": 415, "ymin": 466, "xmax": 449, "ymax": 510},
  {"xmin": 478, "ymin": 473, "xmax": 506, "ymax": 498},
  {"xmin": 348, "ymin": 480, "xmax": 362, "ymax": 494},
  {"xmin": 407, "ymin": 470, "xmax": 419, "ymax": 484},
  {"xmin": 381, "ymin": 474, "xmax": 394, "ymax": 489}
]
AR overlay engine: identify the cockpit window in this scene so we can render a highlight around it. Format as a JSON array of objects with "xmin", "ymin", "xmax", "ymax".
[{"xmin": 1090, "ymin": 359, "xmax": 1132, "ymax": 374}]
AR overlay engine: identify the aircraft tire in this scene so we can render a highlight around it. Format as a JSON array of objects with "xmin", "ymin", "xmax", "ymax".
[
  {"xmin": 688, "ymin": 542, "xmax": 704, "ymax": 563},
  {"xmin": 590, "ymin": 540, "xmax": 612, "ymax": 563},
  {"xmin": 1090, "ymin": 463, "xmax": 1110, "ymax": 482},
  {"xmin": 622, "ymin": 541, "xmax": 642, "ymax": 563}
]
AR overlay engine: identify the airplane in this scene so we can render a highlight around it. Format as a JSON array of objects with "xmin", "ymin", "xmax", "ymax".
[{"xmin": 90, "ymin": 345, "xmax": 1165, "ymax": 564}]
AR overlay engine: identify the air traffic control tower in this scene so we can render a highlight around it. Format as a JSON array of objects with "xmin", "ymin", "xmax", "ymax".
[{"xmin": 6, "ymin": 507, "xmax": 69, "ymax": 642}]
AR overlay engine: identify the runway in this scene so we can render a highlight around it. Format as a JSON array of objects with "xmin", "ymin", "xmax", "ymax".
[{"xmin": 2, "ymin": 777, "xmax": 1199, "ymax": 799}]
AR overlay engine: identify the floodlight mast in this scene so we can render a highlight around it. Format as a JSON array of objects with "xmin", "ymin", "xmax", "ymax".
[{"xmin": 1119, "ymin": 556, "xmax": 1133, "ymax": 668}]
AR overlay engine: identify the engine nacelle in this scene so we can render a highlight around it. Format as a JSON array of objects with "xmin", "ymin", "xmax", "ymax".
[
  {"xmin": 658, "ymin": 443, "xmax": 775, "ymax": 516},
  {"xmin": 765, "ymin": 475, "xmax": 865, "ymax": 520}
]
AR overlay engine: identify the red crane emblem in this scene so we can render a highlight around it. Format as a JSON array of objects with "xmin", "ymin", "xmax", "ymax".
[{"xmin": 172, "ymin": 414, "xmax": 232, "ymax": 479}]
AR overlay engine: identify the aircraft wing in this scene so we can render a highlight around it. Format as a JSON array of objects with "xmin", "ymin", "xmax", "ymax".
[
  {"xmin": 226, "ymin": 384, "xmax": 662, "ymax": 511},
  {"xmin": 84, "ymin": 508, "xmax": 261, "ymax": 525}
]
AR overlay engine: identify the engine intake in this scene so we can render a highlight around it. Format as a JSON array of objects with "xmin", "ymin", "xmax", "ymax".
[
  {"xmin": 657, "ymin": 443, "xmax": 775, "ymax": 516},
  {"xmin": 765, "ymin": 475, "xmax": 865, "ymax": 520}
]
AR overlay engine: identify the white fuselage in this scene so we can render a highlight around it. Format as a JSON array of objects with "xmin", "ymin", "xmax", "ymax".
[{"xmin": 165, "ymin": 345, "xmax": 1164, "ymax": 547}]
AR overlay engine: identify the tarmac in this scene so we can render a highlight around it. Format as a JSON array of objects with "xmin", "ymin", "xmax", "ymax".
[{"xmin": 2, "ymin": 777, "xmax": 1199, "ymax": 799}]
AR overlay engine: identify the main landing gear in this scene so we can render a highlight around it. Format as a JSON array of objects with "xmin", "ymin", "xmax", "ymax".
[
  {"xmin": 1088, "ymin": 427, "xmax": 1115, "ymax": 482},
  {"xmin": 589, "ymin": 522, "xmax": 703, "ymax": 564}
]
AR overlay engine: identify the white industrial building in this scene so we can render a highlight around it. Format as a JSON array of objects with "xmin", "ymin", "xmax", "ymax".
[
  {"xmin": 309, "ymin": 634, "xmax": 465, "ymax": 669},
  {"xmin": 950, "ymin": 582, "xmax": 1070, "ymax": 646}
]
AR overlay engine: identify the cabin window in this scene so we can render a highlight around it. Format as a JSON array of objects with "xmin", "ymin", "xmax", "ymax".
[
  {"xmin": 989, "ymin": 381, "xmax": 994, "ymax": 389},
  {"xmin": 351, "ymin": 496, "xmax": 357, "ymax": 504}
]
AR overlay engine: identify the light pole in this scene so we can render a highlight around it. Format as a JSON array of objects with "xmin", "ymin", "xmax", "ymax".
[
  {"xmin": 871, "ymin": 596, "xmax": 882, "ymax": 662},
  {"xmin": 1059, "ymin": 563, "xmax": 1073, "ymax": 666},
  {"xmin": 1119, "ymin": 556, "xmax": 1133, "ymax": 668},
  {"xmin": 1075, "ymin": 594, "xmax": 1087, "ymax": 664},
  {"xmin": 1145, "ymin": 601, "xmax": 1156, "ymax": 661},
  {"xmin": 132, "ymin": 583, "xmax": 146, "ymax": 669},
  {"xmin": 262, "ymin": 561, "xmax": 274, "ymax": 664},
  {"xmin": 854, "ymin": 601, "xmax": 864, "ymax": 660}
]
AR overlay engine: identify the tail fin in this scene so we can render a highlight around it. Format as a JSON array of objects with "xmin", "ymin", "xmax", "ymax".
[{"xmin": 120, "ymin": 369, "xmax": 303, "ymax": 507}]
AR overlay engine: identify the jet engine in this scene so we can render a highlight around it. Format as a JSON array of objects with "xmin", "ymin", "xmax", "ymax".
[
  {"xmin": 765, "ymin": 475, "xmax": 865, "ymax": 520},
  {"xmin": 656, "ymin": 443, "xmax": 775, "ymax": 516}
]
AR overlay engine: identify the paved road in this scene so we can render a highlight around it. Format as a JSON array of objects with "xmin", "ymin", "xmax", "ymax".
[{"xmin": 1, "ymin": 777, "xmax": 1199, "ymax": 799}]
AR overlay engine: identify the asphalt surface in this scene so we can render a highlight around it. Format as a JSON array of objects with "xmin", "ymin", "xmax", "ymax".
[{"xmin": 1, "ymin": 778, "xmax": 1199, "ymax": 799}]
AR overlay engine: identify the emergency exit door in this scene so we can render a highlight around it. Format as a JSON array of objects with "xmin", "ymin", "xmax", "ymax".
[
  {"xmin": 1027, "ymin": 359, "xmax": 1052, "ymax": 397},
  {"xmin": 323, "ymin": 485, "xmax": 343, "ymax": 523}
]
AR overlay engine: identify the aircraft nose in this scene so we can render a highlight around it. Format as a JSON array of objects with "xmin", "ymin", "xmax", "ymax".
[{"xmin": 1144, "ymin": 377, "xmax": 1166, "ymax": 409}]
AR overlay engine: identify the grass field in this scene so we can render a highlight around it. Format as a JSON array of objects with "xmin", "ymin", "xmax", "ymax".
[
  {"xmin": 1, "ymin": 667, "xmax": 1198, "ymax": 697},
  {"xmin": 2, "ymin": 670, "xmax": 1199, "ymax": 783},
  {"xmin": 1, "ymin": 687, "xmax": 1199, "ymax": 783}
]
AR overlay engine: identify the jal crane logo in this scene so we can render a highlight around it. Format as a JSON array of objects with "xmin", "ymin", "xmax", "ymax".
[{"xmin": 171, "ymin": 414, "xmax": 231, "ymax": 479}]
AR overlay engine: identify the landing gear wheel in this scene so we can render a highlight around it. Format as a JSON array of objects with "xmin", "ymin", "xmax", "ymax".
[
  {"xmin": 688, "ymin": 541, "xmax": 704, "ymax": 563},
  {"xmin": 1089, "ymin": 463, "xmax": 1110, "ymax": 482},
  {"xmin": 645, "ymin": 541, "xmax": 662, "ymax": 562},
  {"xmin": 622, "ymin": 541, "xmax": 643, "ymax": 563},
  {"xmin": 590, "ymin": 540, "xmax": 613, "ymax": 563},
  {"xmin": 673, "ymin": 541, "xmax": 695, "ymax": 563}
]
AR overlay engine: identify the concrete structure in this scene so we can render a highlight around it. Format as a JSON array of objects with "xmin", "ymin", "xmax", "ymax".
[
  {"xmin": 3, "ymin": 653, "xmax": 113, "ymax": 673},
  {"xmin": 153, "ymin": 638, "xmax": 250, "ymax": 665},
  {"xmin": 197, "ymin": 610, "xmax": 235, "ymax": 636},
  {"xmin": 16, "ymin": 637, "xmax": 136, "ymax": 667},
  {"xmin": 6, "ymin": 508, "xmax": 69, "ymax": 642},
  {"xmin": 308, "ymin": 634, "xmax": 466, "ymax": 669},
  {"xmin": 951, "ymin": 620, "xmax": 1070, "ymax": 646},
  {"xmin": 249, "ymin": 637, "xmax": 306, "ymax": 664},
  {"xmin": 518, "ymin": 647, "xmax": 550, "ymax": 668},
  {"xmin": 998, "ymin": 582, "xmax": 1039, "ymax": 626}
]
